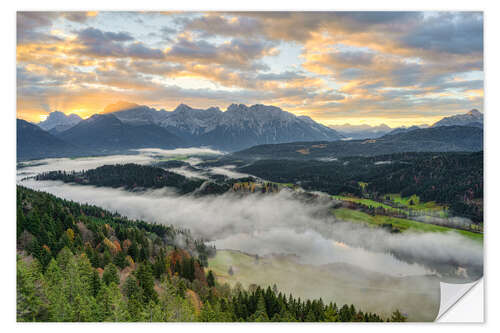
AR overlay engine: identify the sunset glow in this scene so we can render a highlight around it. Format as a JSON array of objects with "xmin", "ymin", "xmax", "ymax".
[{"xmin": 17, "ymin": 11, "xmax": 483, "ymax": 127}]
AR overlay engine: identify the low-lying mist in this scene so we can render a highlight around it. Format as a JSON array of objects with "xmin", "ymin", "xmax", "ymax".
[
  {"xmin": 17, "ymin": 147, "xmax": 224, "ymax": 181},
  {"xmin": 17, "ymin": 150, "xmax": 483, "ymax": 321},
  {"xmin": 19, "ymin": 178, "xmax": 482, "ymax": 281}
]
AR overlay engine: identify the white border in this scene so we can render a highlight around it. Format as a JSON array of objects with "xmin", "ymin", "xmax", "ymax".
[{"xmin": 2, "ymin": 0, "xmax": 498, "ymax": 331}]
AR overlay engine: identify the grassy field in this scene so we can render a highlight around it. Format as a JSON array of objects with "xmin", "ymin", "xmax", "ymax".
[
  {"xmin": 332, "ymin": 193, "xmax": 449, "ymax": 219},
  {"xmin": 272, "ymin": 181, "xmax": 296, "ymax": 189},
  {"xmin": 332, "ymin": 208, "xmax": 482, "ymax": 242},
  {"xmin": 332, "ymin": 195, "xmax": 399, "ymax": 212},
  {"xmin": 208, "ymin": 250, "xmax": 440, "ymax": 321},
  {"xmin": 385, "ymin": 194, "xmax": 447, "ymax": 212}
]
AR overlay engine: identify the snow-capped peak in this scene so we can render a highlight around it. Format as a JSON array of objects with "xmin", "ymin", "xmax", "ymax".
[
  {"xmin": 432, "ymin": 109, "xmax": 483, "ymax": 128},
  {"xmin": 38, "ymin": 111, "xmax": 82, "ymax": 132}
]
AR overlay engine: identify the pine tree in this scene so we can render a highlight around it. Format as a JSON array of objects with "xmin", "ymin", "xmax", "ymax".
[
  {"xmin": 17, "ymin": 258, "xmax": 46, "ymax": 321},
  {"xmin": 102, "ymin": 263, "xmax": 120, "ymax": 286},
  {"xmin": 207, "ymin": 270, "xmax": 215, "ymax": 287},
  {"xmin": 253, "ymin": 294, "xmax": 269, "ymax": 322},
  {"xmin": 390, "ymin": 309, "xmax": 407, "ymax": 322},
  {"xmin": 90, "ymin": 270, "xmax": 101, "ymax": 297},
  {"xmin": 135, "ymin": 263, "xmax": 157, "ymax": 303}
]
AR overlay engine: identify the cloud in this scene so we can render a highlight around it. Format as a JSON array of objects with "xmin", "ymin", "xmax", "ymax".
[
  {"xmin": 256, "ymin": 71, "xmax": 305, "ymax": 81},
  {"xmin": 399, "ymin": 12, "xmax": 483, "ymax": 55},
  {"xmin": 165, "ymin": 37, "xmax": 276, "ymax": 70},
  {"xmin": 77, "ymin": 27, "xmax": 133, "ymax": 43},
  {"xmin": 75, "ymin": 27, "xmax": 165, "ymax": 59},
  {"xmin": 17, "ymin": 11, "xmax": 97, "ymax": 43},
  {"xmin": 16, "ymin": 12, "xmax": 483, "ymax": 126},
  {"xmin": 184, "ymin": 14, "xmax": 263, "ymax": 39}
]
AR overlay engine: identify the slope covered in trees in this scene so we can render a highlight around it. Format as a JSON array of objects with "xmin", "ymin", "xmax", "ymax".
[
  {"xmin": 34, "ymin": 164, "xmax": 259, "ymax": 196},
  {"xmin": 232, "ymin": 126, "xmax": 483, "ymax": 160},
  {"xmin": 17, "ymin": 186, "xmax": 405, "ymax": 322},
  {"xmin": 35, "ymin": 164, "xmax": 205, "ymax": 194},
  {"xmin": 237, "ymin": 152, "xmax": 483, "ymax": 222}
]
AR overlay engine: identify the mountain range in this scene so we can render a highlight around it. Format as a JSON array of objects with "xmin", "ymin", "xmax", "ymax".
[
  {"xmin": 109, "ymin": 103, "xmax": 343, "ymax": 151},
  {"xmin": 231, "ymin": 125, "xmax": 483, "ymax": 160},
  {"xmin": 432, "ymin": 109, "xmax": 483, "ymax": 128},
  {"xmin": 328, "ymin": 109, "xmax": 483, "ymax": 140},
  {"xmin": 17, "ymin": 105, "xmax": 483, "ymax": 161},
  {"xmin": 329, "ymin": 123, "xmax": 393, "ymax": 140}
]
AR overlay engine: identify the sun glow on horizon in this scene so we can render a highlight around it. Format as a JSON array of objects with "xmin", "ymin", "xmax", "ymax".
[{"xmin": 17, "ymin": 12, "xmax": 483, "ymax": 126}]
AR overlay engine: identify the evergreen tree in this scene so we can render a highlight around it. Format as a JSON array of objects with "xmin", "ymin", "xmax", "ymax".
[
  {"xmin": 102, "ymin": 263, "xmax": 120, "ymax": 286},
  {"xmin": 253, "ymin": 294, "xmax": 269, "ymax": 322},
  {"xmin": 207, "ymin": 270, "xmax": 215, "ymax": 287},
  {"xmin": 90, "ymin": 270, "xmax": 101, "ymax": 298},
  {"xmin": 135, "ymin": 263, "xmax": 157, "ymax": 303}
]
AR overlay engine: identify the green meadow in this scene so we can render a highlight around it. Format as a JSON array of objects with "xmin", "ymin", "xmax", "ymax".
[{"xmin": 332, "ymin": 208, "xmax": 482, "ymax": 242}]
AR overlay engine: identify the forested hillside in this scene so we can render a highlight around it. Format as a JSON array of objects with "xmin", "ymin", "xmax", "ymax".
[
  {"xmin": 232, "ymin": 126, "xmax": 483, "ymax": 160},
  {"xmin": 34, "ymin": 164, "xmax": 258, "ymax": 196},
  {"xmin": 17, "ymin": 186, "xmax": 404, "ymax": 322},
  {"xmin": 237, "ymin": 152, "xmax": 483, "ymax": 222},
  {"xmin": 35, "ymin": 164, "xmax": 205, "ymax": 194}
]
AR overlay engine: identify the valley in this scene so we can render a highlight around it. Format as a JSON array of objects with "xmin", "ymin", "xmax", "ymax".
[
  {"xmin": 16, "ymin": 107, "xmax": 484, "ymax": 322},
  {"xmin": 17, "ymin": 143, "xmax": 483, "ymax": 321}
]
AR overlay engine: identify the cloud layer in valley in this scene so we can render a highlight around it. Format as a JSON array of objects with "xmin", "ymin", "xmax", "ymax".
[{"xmin": 17, "ymin": 154, "xmax": 482, "ymax": 281}]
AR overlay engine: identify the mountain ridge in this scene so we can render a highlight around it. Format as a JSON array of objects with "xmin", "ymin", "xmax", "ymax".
[
  {"xmin": 55, "ymin": 113, "xmax": 185, "ymax": 152},
  {"xmin": 107, "ymin": 102, "xmax": 343, "ymax": 151},
  {"xmin": 432, "ymin": 109, "xmax": 483, "ymax": 128},
  {"xmin": 38, "ymin": 111, "xmax": 82, "ymax": 133},
  {"xmin": 17, "ymin": 119, "xmax": 78, "ymax": 161},
  {"xmin": 18, "ymin": 105, "xmax": 484, "ymax": 161},
  {"xmin": 231, "ymin": 125, "xmax": 483, "ymax": 160}
]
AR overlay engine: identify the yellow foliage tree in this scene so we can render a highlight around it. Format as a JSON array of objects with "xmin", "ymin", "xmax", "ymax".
[{"xmin": 66, "ymin": 228, "xmax": 75, "ymax": 241}]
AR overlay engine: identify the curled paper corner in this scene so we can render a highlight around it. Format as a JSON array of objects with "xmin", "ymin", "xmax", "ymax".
[{"xmin": 436, "ymin": 279, "xmax": 483, "ymax": 322}]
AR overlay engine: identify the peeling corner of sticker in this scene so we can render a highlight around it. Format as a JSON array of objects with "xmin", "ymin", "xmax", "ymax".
[{"xmin": 435, "ymin": 278, "xmax": 482, "ymax": 322}]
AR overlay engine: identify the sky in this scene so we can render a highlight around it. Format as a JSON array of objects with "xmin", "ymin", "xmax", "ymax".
[{"xmin": 16, "ymin": 11, "xmax": 483, "ymax": 127}]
